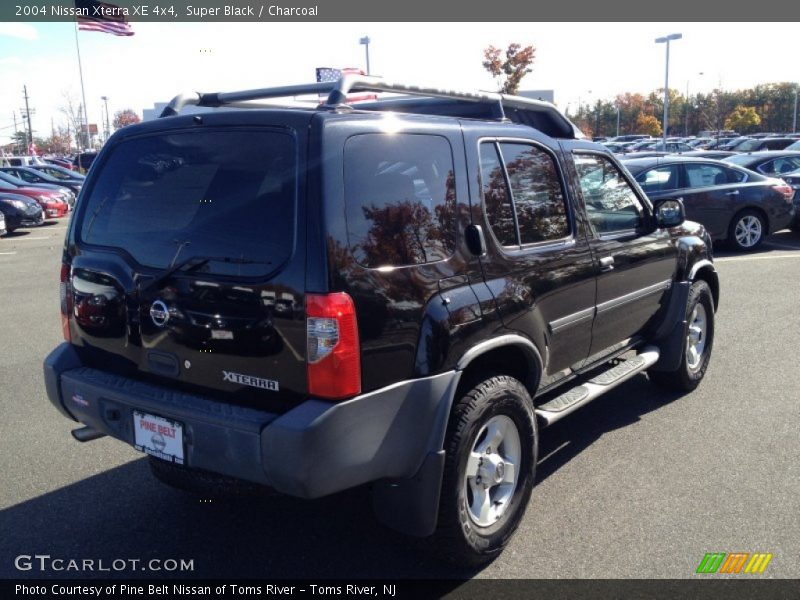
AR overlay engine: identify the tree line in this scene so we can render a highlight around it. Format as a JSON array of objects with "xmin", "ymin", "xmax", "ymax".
[
  {"xmin": 482, "ymin": 43, "xmax": 798, "ymax": 139},
  {"xmin": 570, "ymin": 83, "xmax": 798, "ymax": 138}
]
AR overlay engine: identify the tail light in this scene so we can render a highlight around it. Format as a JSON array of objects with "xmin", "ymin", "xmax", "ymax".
[
  {"xmin": 774, "ymin": 181, "xmax": 794, "ymax": 203},
  {"xmin": 60, "ymin": 263, "xmax": 73, "ymax": 342},
  {"xmin": 306, "ymin": 293, "xmax": 360, "ymax": 400}
]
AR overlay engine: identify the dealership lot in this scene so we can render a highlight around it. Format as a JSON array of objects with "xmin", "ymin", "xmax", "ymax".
[{"xmin": 0, "ymin": 221, "xmax": 798, "ymax": 579}]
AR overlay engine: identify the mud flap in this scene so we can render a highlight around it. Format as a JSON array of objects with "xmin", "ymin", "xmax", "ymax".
[
  {"xmin": 371, "ymin": 450, "xmax": 445, "ymax": 537},
  {"xmin": 649, "ymin": 281, "xmax": 690, "ymax": 373}
]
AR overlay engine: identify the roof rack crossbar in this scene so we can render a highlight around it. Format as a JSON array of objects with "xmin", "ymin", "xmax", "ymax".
[{"xmin": 158, "ymin": 75, "xmax": 580, "ymax": 138}]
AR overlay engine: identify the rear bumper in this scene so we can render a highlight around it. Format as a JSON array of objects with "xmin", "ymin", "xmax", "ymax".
[{"xmin": 44, "ymin": 343, "xmax": 459, "ymax": 499}]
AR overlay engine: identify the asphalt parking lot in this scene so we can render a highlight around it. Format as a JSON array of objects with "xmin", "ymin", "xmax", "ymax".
[{"xmin": 1, "ymin": 220, "xmax": 799, "ymax": 580}]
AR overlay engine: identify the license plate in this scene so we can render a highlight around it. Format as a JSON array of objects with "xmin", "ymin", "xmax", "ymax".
[
  {"xmin": 133, "ymin": 411, "xmax": 184, "ymax": 464},
  {"xmin": 211, "ymin": 329, "xmax": 234, "ymax": 340}
]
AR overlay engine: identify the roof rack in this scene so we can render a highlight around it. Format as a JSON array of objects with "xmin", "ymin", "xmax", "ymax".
[{"xmin": 159, "ymin": 74, "xmax": 582, "ymax": 139}]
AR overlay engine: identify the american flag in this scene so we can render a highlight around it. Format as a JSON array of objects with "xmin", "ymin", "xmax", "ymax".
[
  {"xmin": 316, "ymin": 67, "xmax": 377, "ymax": 103},
  {"xmin": 75, "ymin": 0, "xmax": 134, "ymax": 36}
]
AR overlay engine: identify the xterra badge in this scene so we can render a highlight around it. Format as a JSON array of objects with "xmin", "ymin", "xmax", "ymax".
[{"xmin": 222, "ymin": 370, "xmax": 280, "ymax": 392}]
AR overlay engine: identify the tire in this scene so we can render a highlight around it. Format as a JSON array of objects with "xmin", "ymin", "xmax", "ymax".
[
  {"xmin": 148, "ymin": 456, "xmax": 270, "ymax": 498},
  {"xmin": 433, "ymin": 375, "xmax": 537, "ymax": 566},
  {"xmin": 649, "ymin": 280, "xmax": 714, "ymax": 392},
  {"xmin": 728, "ymin": 209, "xmax": 765, "ymax": 251}
]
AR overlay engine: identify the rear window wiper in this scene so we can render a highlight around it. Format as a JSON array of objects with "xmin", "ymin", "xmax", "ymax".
[{"xmin": 138, "ymin": 255, "xmax": 271, "ymax": 294}]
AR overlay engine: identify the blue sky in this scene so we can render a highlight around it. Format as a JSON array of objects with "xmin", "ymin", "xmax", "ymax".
[{"xmin": 1, "ymin": 21, "xmax": 798, "ymax": 145}]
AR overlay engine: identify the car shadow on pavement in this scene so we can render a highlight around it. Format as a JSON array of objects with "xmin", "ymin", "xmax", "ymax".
[
  {"xmin": 714, "ymin": 229, "xmax": 800, "ymax": 258},
  {"xmin": 2, "ymin": 230, "xmax": 31, "ymax": 238},
  {"xmin": 536, "ymin": 374, "xmax": 682, "ymax": 484},
  {"xmin": 0, "ymin": 375, "xmax": 680, "ymax": 582}
]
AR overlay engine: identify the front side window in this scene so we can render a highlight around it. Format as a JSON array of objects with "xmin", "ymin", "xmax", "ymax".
[
  {"xmin": 574, "ymin": 154, "xmax": 646, "ymax": 234},
  {"xmin": 343, "ymin": 133, "xmax": 456, "ymax": 268}
]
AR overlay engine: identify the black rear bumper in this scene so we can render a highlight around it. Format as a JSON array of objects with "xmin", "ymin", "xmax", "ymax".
[{"xmin": 44, "ymin": 343, "xmax": 458, "ymax": 511}]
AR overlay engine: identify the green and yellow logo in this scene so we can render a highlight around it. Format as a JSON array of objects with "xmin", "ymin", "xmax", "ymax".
[{"xmin": 696, "ymin": 552, "xmax": 773, "ymax": 574}]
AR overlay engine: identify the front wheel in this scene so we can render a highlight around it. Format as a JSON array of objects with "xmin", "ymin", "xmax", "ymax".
[
  {"xmin": 649, "ymin": 280, "xmax": 715, "ymax": 392},
  {"xmin": 433, "ymin": 375, "xmax": 537, "ymax": 566}
]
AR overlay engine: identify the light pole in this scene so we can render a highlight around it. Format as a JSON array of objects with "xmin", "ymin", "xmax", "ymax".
[
  {"xmin": 793, "ymin": 84, "xmax": 798, "ymax": 134},
  {"xmin": 359, "ymin": 36, "xmax": 371, "ymax": 75},
  {"xmin": 616, "ymin": 103, "xmax": 620, "ymax": 138},
  {"xmin": 656, "ymin": 33, "xmax": 682, "ymax": 146},
  {"xmin": 101, "ymin": 96, "xmax": 110, "ymax": 141},
  {"xmin": 685, "ymin": 71, "xmax": 704, "ymax": 136}
]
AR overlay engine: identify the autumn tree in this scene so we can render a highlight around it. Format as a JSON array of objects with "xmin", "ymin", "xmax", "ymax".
[
  {"xmin": 725, "ymin": 105, "xmax": 761, "ymax": 133},
  {"xmin": 635, "ymin": 113, "xmax": 662, "ymax": 137},
  {"xmin": 113, "ymin": 109, "xmax": 141, "ymax": 129},
  {"xmin": 482, "ymin": 43, "xmax": 536, "ymax": 95}
]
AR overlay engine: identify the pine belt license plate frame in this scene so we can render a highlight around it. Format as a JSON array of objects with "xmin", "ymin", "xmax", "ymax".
[{"xmin": 133, "ymin": 410, "xmax": 185, "ymax": 465}]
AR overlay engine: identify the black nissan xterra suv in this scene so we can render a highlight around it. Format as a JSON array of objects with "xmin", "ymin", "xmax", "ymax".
[{"xmin": 44, "ymin": 75, "xmax": 719, "ymax": 565}]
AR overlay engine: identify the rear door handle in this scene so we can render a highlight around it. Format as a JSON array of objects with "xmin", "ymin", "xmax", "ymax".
[
  {"xmin": 599, "ymin": 256, "xmax": 615, "ymax": 272},
  {"xmin": 725, "ymin": 190, "xmax": 740, "ymax": 196}
]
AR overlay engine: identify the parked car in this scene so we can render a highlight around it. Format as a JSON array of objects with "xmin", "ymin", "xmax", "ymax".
[
  {"xmin": 678, "ymin": 150, "xmax": 737, "ymax": 160},
  {"xmin": 29, "ymin": 164, "xmax": 86, "ymax": 185},
  {"xmin": 43, "ymin": 76, "xmax": 720, "ymax": 566},
  {"xmin": 45, "ymin": 157, "xmax": 78, "ymax": 171},
  {"xmin": 705, "ymin": 137, "xmax": 739, "ymax": 150},
  {"xmin": 0, "ymin": 166, "xmax": 83, "ymax": 195},
  {"xmin": 688, "ymin": 137, "xmax": 713, "ymax": 148},
  {"xmin": 722, "ymin": 151, "xmax": 800, "ymax": 178},
  {"xmin": 609, "ymin": 134, "xmax": 652, "ymax": 142},
  {"xmin": 0, "ymin": 155, "xmax": 47, "ymax": 167},
  {"xmin": 729, "ymin": 137, "xmax": 797, "ymax": 152},
  {"xmin": 0, "ymin": 209, "xmax": 5, "ymax": 236},
  {"xmin": 0, "ymin": 192, "xmax": 45, "ymax": 232},
  {"xmin": 0, "ymin": 178, "xmax": 69, "ymax": 218},
  {"xmin": 0, "ymin": 170, "xmax": 76, "ymax": 208},
  {"xmin": 784, "ymin": 140, "xmax": 800, "ymax": 151},
  {"xmin": 73, "ymin": 152, "xmax": 98, "ymax": 172},
  {"xmin": 624, "ymin": 156, "xmax": 795, "ymax": 250},
  {"xmin": 780, "ymin": 168, "xmax": 800, "ymax": 230}
]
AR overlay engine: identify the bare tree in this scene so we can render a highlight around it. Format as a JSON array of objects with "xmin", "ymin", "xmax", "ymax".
[{"xmin": 59, "ymin": 91, "xmax": 85, "ymax": 151}]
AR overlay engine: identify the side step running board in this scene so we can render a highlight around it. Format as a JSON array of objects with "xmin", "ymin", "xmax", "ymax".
[{"xmin": 535, "ymin": 346, "xmax": 660, "ymax": 426}]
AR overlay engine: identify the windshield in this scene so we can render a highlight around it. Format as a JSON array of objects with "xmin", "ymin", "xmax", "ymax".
[{"xmin": 78, "ymin": 128, "xmax": 296, "ymax": 278}]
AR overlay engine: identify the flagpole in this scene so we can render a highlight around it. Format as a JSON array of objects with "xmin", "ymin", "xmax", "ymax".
[{"xmin": 74, "ymin": 21, "xmax": 90, "ymax": 151}]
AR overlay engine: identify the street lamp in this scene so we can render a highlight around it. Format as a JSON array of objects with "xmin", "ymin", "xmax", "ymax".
[
  {"xmin": 793, "ymin": 84, "xmax": 798, "ymax": 134},
  {"xmin": 359, "ymin": 36, "xmax": 371, "ymax": 75},
  {"xmin": 655, "ymin": 33, "xmax": 682, "ymax": 146},
  {"xmin": 685, "ymin": 72, "xmax": 704, "ymax": 136},
  {"xmin": 101, "ymin": 96, "xmax": 110, "ymax": 141}
]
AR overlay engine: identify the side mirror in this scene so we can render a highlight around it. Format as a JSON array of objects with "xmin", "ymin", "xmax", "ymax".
[{"xmin": 654, "ymin": 198, "xmax": 686, "ymax": 228}]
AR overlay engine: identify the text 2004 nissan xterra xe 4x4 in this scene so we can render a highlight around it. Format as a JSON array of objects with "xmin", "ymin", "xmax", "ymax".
[{"xmin": 44, "ymin": 75, "xmax": 719, "ymax": 565}]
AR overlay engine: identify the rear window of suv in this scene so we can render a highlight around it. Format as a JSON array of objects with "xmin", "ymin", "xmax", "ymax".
[
  {"xmin": 343, "ymin": 133, "xmax": 456, "ymax": 268},
  {"xmin": 78, "ymin": 129, "xmax": 296, "ymax": 278}
]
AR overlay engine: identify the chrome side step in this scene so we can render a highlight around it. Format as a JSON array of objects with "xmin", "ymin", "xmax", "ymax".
[{"xmin": 535, "ymin": 346, "xmax": 660, "ymax": 426}]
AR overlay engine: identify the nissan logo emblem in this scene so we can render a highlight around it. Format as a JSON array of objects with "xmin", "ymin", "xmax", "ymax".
[{"xmin": 150, "ymin": 300, "xmax": 170, "ymax": 327}]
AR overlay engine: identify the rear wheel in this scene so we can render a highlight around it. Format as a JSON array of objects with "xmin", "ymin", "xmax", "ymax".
[
  {"xmin": 728, "ymin": 209, "xmax": 765, "ymax": 251},
  {"xmin": 649, "ymin": 280, "xmax": 714, "ymax": 392},
  {"xmin": 433, "ymin": 375, "xmax": 537, "ymax": 566}
]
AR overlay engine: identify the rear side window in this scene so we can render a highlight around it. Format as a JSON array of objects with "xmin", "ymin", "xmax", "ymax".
[
  {"xmin": 478, "ymin": 140, "xmax": 570, "ymax": 248},
  {"xmin": 343, "ymin": 133, "xmax": 456, "ymax": 268},
  {"xmin": 684, "ymin": 163, "xmax": 731, "ymax": 187},
  {"xmin": 637, "ymin": 165, "xmax": 680, "ymax": 192},
  {"xmin": 79, "ymin": 129, "xmax": 296, "ymax": 278},
  {"xmin": 499, "ymin": 143, "xmax": 569, "ymax": 244}
]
